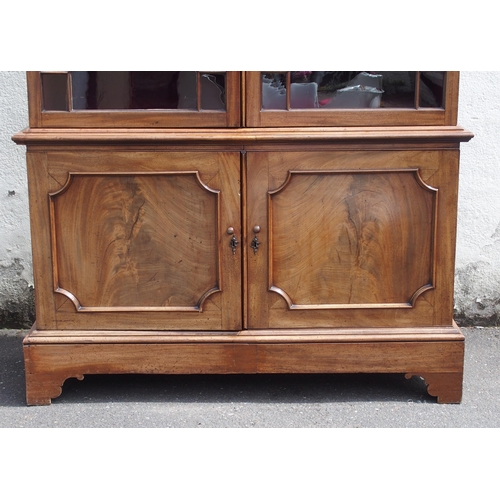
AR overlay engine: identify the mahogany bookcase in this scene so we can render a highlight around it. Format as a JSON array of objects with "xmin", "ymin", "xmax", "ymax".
[{"xmin": 13, "ymin": 71, "xmax": 473, "ymax": 404}]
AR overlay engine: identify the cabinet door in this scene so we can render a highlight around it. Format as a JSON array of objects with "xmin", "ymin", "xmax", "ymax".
[
  {"xmin": 245, "ymin": 72, "xmax": 458, "ymax": 127},
  {"xmin": 245, "ymin": 71, "xmax": 459, "ymax": 127},
  {"xmin": 246, "ymin": 150, "xmax": 458, "ymax": 329},
  {"xmin": 29, "ymin": 150, "xmax": 242, "ymax": 331},
  {"xmin": 28, "ymin": 71, "xmax": 241, "ymax": 128}
]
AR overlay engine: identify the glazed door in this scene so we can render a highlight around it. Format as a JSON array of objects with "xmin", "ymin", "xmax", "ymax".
[
  {"xmin": 246, "ymin": 150, "xmax": 458, "ymax": 329},
  {"xmin": 29, "ymin": 150, "xmax": 242, "ymax": 331},
  {"xmin": 28, "ymin": 71, "xmax": 241, "ymax": 128},
  {"xmin": 245, "ymin": 72, "xmax": 458, "ymax": 127}
]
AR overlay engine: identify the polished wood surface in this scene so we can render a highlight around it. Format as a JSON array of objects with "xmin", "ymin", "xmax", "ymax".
[
  {"xmin": 13, "ymin": 125, "xmax": 474, "ymax": 146},
  {"xmin": 23, "ymin": 325, "xmax": 464, "ymax": 405},
  {"xmin": 269, "ymin": 169, "xmax": 434, "ymax": 307},
  {"xmin": 51, "ymin": 172, "xmax": 219, "ymax": 311}
]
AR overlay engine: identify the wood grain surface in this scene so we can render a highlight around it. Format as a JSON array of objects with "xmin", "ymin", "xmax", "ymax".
[
  {"xmin": 269, "ymin": 169, "xmax": 435, "ymax": 308},
  {"xmin": 51, "ymin": 172, "xmax": 219, "ymax": 311}
]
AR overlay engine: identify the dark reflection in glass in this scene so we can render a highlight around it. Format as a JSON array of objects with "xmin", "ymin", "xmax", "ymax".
[
  {"xmin": 419, "ymin": 71, "xmax": 445, "ymax": 108},
  {"xmin": 177, "ymin": 71, "xmax": 198, "ymax": 109},
  {"xmin": 41, "ymin": 73, "xmax": 68, "ymax": 111},
  {"xmin": 377, "ymin": 71, "xmax": 416, "ymax": 108},
  {"xmin": 131, "ymin": 72, "xmax": 181, "ymax": 109},
  {"xmin": 69, "ymin": 71, "xmax": 226, "ymax": 111},
  {"xmin": 261, "ymin": 71, "xmax": 420, "ymax": 109}
]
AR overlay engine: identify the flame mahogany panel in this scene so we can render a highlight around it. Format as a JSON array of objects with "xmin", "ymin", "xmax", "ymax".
[
  {"xmin": 50, "ymin": 172, "xmax": 220, "ymax": 312},
  {"xmin": 268, "ymin": 169, "xmax": 436, "ymax": 309}
]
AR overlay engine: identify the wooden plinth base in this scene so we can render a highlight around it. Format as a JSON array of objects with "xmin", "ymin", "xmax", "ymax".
[{"xmin": 23, "ymin": 325, "xmax": 465, "ymax": 405}]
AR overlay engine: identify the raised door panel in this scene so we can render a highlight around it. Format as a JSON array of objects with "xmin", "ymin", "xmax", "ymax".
[
  {"xmin": 246, "ymin": 150, "xmax": 459, "ymax": 329},
  {"xmin": 30, "ymin": 150, "xmax": 242, "ymax": 331}
]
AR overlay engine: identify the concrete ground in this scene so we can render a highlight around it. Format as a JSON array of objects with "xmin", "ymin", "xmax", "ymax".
[{"xmin": 0, "ymin": 326, "xmax": 498, "ymax": 428}]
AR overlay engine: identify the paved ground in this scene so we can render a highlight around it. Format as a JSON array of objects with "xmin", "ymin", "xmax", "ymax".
[{"xmin": 0, "ymin": 326, "xmax": 499, "ymax": 428}]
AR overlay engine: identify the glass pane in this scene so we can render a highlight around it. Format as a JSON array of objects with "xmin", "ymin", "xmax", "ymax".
[
  {"xmin": 72, "ymin": 71, "xmax": 184, "ymax": 110},
  {"xmin": 297, "ymin": 72, "xmax": 377, "ymax": 109},
  {"xmin": 130, "ymin": 72, "xmax": 182, "ymax": 109},
  {"xmin": 290, "ymin": 71, "xmax": 319, "ymax": 108},
  {"xmin": 419, "ymin": 71, "xmax": 445, "ymax": 108},
  {"xmin": 41, "ymin": 73, "xmax": 68, "ymax": 111},
  {"xmin": 177, "ymin": 71, "xmax": 198, "ymax": 109},
  {"xmin": 261, "ymin": 71, "xmax": 418, "ymax": 110},
  {"xmin": 314, "ymin": 71, "xmax": 415, "ymax": 109},
  {"xmin": 200, "ymin": 73, "xmax": 226, "ymax": 110},
  {"xmin": 262, "ymin": 73, "xmax": 287, "ymax": 109},
  {"xmin": 70, "ymin": 71, "xmax": 226, "ymax": 111},
  {"xmin": 377, "ymin": 71, "xmax": 416, "ymax": 108}
]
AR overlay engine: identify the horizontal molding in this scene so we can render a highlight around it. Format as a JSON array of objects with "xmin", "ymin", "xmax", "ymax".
[
  {"xmin": 25, "ymin": 325, "xmax": 464, "ymax": 345},
  {"xmin": 12, "ymin": 126, "xmax": 474, "ymax": 146}
]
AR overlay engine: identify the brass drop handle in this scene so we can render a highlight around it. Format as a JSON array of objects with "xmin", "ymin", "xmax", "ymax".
[
  {"xmin": 251, "ymin": 225, "xmax": 261, "ymax": 255},
  {"xmin": 227, "ymin": 227, "xmax": 239, "ymax": 255}
]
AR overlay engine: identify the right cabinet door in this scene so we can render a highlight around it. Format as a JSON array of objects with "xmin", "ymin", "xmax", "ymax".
[{"xmin": 246, "ymin": 149, "xmax": 459, "ymax": 330}]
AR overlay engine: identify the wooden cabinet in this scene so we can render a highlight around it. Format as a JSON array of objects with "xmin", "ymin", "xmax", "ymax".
[{"xmin": 13, "ymin": 71, "xmax": 473, "ymax": 404}]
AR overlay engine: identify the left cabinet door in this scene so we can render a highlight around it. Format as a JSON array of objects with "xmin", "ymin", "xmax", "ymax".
[
  {"xmin": 28, "ymin": 150, "xmax": 242, "ymax": 331},
  {"xmin": 28, "ymin": 71, "xmax": 241, "ymax": 128}
]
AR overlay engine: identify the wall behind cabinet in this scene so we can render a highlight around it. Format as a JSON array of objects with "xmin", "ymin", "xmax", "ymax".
[{"xmin": 455, "ymin": 71, "xmax": 500, "ymax": 325}]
